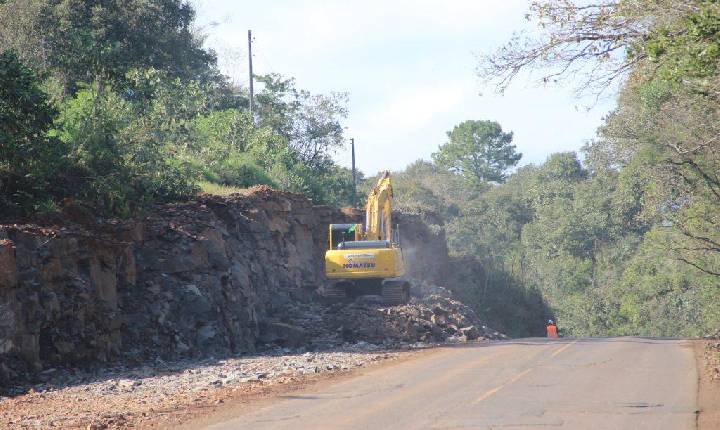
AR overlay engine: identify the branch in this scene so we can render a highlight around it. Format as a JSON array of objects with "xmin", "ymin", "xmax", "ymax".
[
  {"xmin": 478, "ymin": 0, "xmax": 692, "ymax": 96},
  {"xmin": 677, "ymin": 226, "xmax": 720, "ymax": 251},
  {"xmin": 667, "ymin": 158, "xmax": 720, "ymax": 201},
  {"xmin": 676, "ymin": 257, "xmax": 720, "ymax": 277}
]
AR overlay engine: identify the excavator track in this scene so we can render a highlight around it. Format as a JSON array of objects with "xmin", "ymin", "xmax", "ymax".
[
  {"xmin": 381, "ymin": 281, "xmax": 410, "ymax": 305},
  {"xmin": 323, "ymin": 280, "xmax": 410, "ymax": 305},
  {"xmin": 323, "ymin": 282, "xmax": 348, "ymax": 302}
]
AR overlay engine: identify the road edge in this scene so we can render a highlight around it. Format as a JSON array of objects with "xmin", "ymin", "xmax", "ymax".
[
  {"xmin": 695, "ymin": 339, "xmax": 720, "ymax": 430},
  {"xmin": 170, "ymin": 346, "xmax": 451, "ymax": 430}
]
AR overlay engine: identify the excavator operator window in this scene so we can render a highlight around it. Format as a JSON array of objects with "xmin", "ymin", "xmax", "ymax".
[{"xmin": 329, "ymin": 224, "xmax": 360, "ymax": 250}]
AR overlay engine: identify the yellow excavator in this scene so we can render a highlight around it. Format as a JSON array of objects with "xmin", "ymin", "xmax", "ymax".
[{"xmin": 324, "ymin": 171, "xmax": 410, "ymax": 304}]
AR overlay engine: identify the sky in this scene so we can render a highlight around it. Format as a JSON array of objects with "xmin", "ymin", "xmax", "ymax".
[{"xmin": 194, "ymin": 0, "xmax": 616, "ymax": 176}]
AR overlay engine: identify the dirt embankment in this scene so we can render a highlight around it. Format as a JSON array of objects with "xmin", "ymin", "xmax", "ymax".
[{"xmin": 697, "ymin": 338, "xmax": 720, "ymax": 429}]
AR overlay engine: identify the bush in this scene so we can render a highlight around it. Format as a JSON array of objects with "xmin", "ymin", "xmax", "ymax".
[
  {"xmin": 0, "ymin": 50, "xmax": 65, "ymax": 218},
  {"xmin": 52, "ymin": 87, "xmax": 197, "ymax": 216},
  {"xmin": 213, "ymin": 153, "xmax": 276, "ymax": 188}
]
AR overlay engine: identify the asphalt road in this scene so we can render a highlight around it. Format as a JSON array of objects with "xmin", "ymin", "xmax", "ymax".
[{"xmin": 204, "ymin": 338, "xmax": 698, "ymax": 430}]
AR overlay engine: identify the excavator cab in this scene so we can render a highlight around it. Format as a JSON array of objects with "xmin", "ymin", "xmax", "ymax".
[
  {"xmin": 323, "ymin": 171, "xmax": 410, "ymax": 304},
  {"xmin": 328, "ymin": 223, "xmax": 362, "ymax": 250}
]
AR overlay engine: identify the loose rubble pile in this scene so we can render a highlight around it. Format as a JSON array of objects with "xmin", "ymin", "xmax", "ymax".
[
  {"xmin": 0, "ymin": 284, "xmax": 506, "ymax": 429},
  {"xmin": 260, "ymin": 287, "xmax": 506, "ymax": 351},
  {"xmin": 0, "ymin": 348, "xmax": 401, "ymax": 429}
]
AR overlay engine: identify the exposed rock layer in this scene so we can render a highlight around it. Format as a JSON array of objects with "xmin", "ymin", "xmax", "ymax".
[{"xmin": 0, "ymin": 187, "xmax": 468, "ymax": 387}]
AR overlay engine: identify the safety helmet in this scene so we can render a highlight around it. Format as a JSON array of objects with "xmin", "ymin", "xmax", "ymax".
[{"xmin": 548, "ymin": 319, "xmax": 554, "ymax": 325}]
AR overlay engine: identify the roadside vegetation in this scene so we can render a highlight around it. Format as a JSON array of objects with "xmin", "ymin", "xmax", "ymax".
[
  {"xmin": 1, "ymin": 0, "xmax": 718, "ymax": 337},
  {"xmin": 0, "ymin": 0, "xmax": 355, "ymax": 219},
  {"xmin": 388, "ymin": 0, "xmax": 720, "ymax": 337}
]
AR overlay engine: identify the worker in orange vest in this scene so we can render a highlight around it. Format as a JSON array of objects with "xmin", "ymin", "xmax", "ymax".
[{"xmin": 546, "ymin": 319, "xmax": 559, "ymax": 338}]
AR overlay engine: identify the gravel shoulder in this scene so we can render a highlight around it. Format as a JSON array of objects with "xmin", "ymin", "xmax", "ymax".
[
  {"xmin": 697, "ymin": 339, "xmax": 720, "ymax": 430},
  {"xmin": 0, "ymin": 345, "xmax": 428, "ymax": 429}
]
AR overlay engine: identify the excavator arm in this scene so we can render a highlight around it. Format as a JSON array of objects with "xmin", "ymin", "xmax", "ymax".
[{"xmin": 364, "ymin": 171, "xmax": 393, "ymax": 241}]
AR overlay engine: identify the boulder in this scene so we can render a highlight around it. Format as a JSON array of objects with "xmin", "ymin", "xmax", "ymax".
[{"xmin": 259, "ymin": 322, "xmax": 308, "ymax": 348}]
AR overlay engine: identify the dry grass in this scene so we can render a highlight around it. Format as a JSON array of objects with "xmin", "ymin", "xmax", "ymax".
[{"xmin": 199, "ymin": 181, "xmax": 246, "ymax": 196}]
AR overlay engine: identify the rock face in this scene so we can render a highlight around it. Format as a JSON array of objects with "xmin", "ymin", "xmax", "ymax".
[
  {"xmin": 0, "ymin": 188, "xmax": 344, "ymax": 386},
  {"xmin": 0, "ymin": 187, "xmax": 500, "ymax": 387}
]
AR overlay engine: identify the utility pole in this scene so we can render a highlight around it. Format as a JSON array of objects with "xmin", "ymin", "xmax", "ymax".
[
  {"xmin": 351, "ymin": 138, "xmax": 357, "ymax": 207},
  {"xmin": 247, "ymin": 29, "xmax": 254, "ymax": 119}
]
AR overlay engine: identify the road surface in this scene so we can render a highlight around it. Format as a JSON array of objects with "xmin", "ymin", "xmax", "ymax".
[{"xmin": 203, "ymin": 338, "xmax": 698, "ymax": 430}]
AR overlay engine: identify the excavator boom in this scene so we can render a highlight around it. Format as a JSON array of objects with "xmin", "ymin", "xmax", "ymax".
[{"xmin": 365, "ymin": 171, "xmax": 393, "ymax": 241}]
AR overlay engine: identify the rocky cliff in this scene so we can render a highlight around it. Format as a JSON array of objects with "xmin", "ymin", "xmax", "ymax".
[{"xmin": 0, "ymin": 187, "xmax": 471, "ymax": 387}]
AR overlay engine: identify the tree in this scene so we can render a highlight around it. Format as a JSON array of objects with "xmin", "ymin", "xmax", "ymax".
[
  {"xmin": 0, "ymin": 50, "xmax": 64, "ymax": 215},
  {"xmin": 0, "ymin": 0, "xmax": 218, "ymax": 94},
  {"xmin": 255, "ymin": 74, "xmax": 348, "ymax": 170},
  {"xmin": 432, "ymin": 120, "xmax": 521, "ymax": 184},
  {"xmin": 479, "ymin": 0, "xmax": 720, "ymax": 326},
  {"xmin": 478, "ymin": 0, "xmax": 703, "ymax": 96},
  {"xmin": 599, "ymin": 80, "xmax": 720, "ymax": 277},
  {"xmin": 52, "ymin": 82, "xmax": 198, "ymax": 216},
  {"xmin": 0, "ymin": 51, "xmax": 56, "ymax": 168}
]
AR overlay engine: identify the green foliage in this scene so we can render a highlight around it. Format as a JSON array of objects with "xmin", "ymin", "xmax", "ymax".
[
  {"xmin": 0, "ymin": 0, "xmax": 218, "ymax": 93},
  {"xmin": 51, "ymin": 86, "xmax": 197, "ymax": 216},
  {"xmin": 445, "ymin": 256, "xmax": 552, "ymax": 337},
  {"xmin": 307, "ymin": 165, "xmax": 359, "ymax": 208},
  {"xmin": 208, "ymin": 153, "xmax": 276, "ymax": 188},
  {"xmin": 398, "ymin": 130, "xmax": 718, "ymax": 337},
  {"xmin": 391, "ymin": 159, "xmax": 551, "ymax": 336},
  {"xmin": 0, "ymin": 50, "xmax": 56, "ymax": 165},
  {"xmin": 0, "ymin": 0, "xmax": 361, "ymax": 219},
  {"xmin": 432, "ymin": 120, "xmax": 521, "ymax": 184},
  {"xmin": 255, "ymin": 74, "xmax": 349, "ymax": 169},
  {"xmin": 473, "ymin": 0, "xmax": 720, "ymax": 337},
  {"xmin": 595, "ymin": 226, "xmax": 720, "ymax": 337},
  {"xmin": 642, "ymin": 2, "xmax": 720, "ymax": 83},
  {"xmin": 0, "ymin": 0, "xmax": 356, "ymax": 217},
  {"xmin": 188, "ymin": 100, "xmax": 356, "ymax": 207},
  {"xmin": 391, "ymin": 160, "xmax": 474, "ymax": 220},
  {"xmin": 0, "ymin": 50, "xmax": 64, "ymax": 216}
]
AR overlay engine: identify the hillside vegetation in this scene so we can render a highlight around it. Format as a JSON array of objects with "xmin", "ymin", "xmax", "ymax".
[
  {"xmin": 0, "ymin": 0, "xmax": 355, "ymax": 219},
  {"xmin": 389, "ymin": 0, "xmax": 720, "ymax": 337}
]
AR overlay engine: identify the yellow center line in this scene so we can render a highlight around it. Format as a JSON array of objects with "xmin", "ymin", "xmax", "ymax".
[
  {"xmin": 473, "ymin": 368, "xmax": 532, "ymax": 404},
  {"xmin": 551, "ymin": 340, "xmax": 577, "ymax": 357},
  {"xmin": 337, "ymin": 346, "xmax": 524, "ymax": 426},
  {"xmin": 473, "ymin": 340, "xmax": 578, "ymax": 404}
]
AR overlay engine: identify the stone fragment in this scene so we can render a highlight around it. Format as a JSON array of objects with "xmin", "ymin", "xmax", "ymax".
[
  {"xmin": 0, "ymin": 240, "xmax": 17, "ymax": 288},
  {"xmin": 258, "ymin": 322, "xmax": 308, "ymax": 348}
]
